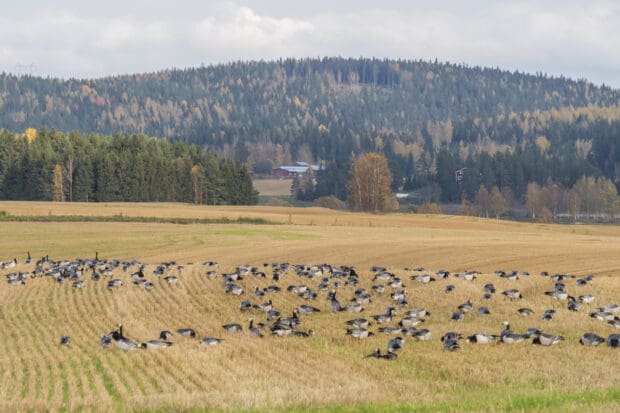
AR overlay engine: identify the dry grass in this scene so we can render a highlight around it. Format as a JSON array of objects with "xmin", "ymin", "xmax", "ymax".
[
  {"xmin": 252, "ymin": 179, "xmax": 293, "ymax": 196},
  {"xmin": 0, "ymin": 202, "xmax": 619, "ymax": 412}
]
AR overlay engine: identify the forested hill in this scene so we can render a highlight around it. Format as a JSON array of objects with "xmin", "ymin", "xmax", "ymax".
[{"xmin": 1, "ymin": 58, "xmax": 618, "ymax": 159}]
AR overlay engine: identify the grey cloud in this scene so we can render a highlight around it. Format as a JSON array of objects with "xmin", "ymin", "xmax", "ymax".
[{"xmin": 0, "ymin": 1, "xmax": 618, "ymax": 87}]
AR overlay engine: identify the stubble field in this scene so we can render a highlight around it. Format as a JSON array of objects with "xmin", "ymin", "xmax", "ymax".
[{"xmin": 0, "ymin": 201, "xmax": 619, "ymax": 412}]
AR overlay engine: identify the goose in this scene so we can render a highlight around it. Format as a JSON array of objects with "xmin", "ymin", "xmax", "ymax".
[
  {"xmin": 378, "ymin": 326, "xmax": 404, "ymax": 335},
  {"xmin": 387, "ymin": 337, "xmax": 404, "ymax": 353},
  {"xmin": 345, "ymin": 318, "xmax": 371, "ymax": 328},
  {"xmin": 372, "ymin": 307, "xmax": 396, "ymax": 324},
  {"xmin": 142, "ymin": 338, "xmax": 173, "ymax": 349},
  {"xmin": 441, "ymin": 332, "xmax": 462, "ymax": 342},
  {"xmin": 266, "ymin": 309, "xmax": 281, "ymax": 320},
  {"xmin": 484, "ymin": 283, "xmax": 496, "ymax": 294},
  {"xmin": 143, "ymin": 281, "xmax": 154, "ymax": 291},
  {"xmin": 111, "ymin": 325, "xmax": 141, "ymax": 350},
  {"xmin": 590, "ymin": 311, "xmax": 615, "ymax": 322},
  {"xmin": 411, "ymin": 274, "xmax": 435, "ymax": 283},
  {"xmin": 499, "ymin": 322, "xmax": 528, "ymax": 344},
  {"xmin": 200, "ymin": 337, "xmax": 223, "ymax": 346},
  {"xmin": 2, "ymin": 258, "xmax": 17, "ymax": 270},
  {"xmin": 478, "ymin": 306, "xmax": 491, "ymax": 315},
  {"xmin": 346, "ymin": 301, "xmax": 364, "ymax": 313},
  {"xmin": 25, "ymin": 252, "xmax": 32, "ymax": 265},
  {"xmin": 532, "ymin": 332, "xmax": 564, "ymax": 346},
  {"xmin": 608, "ymin": 318, "xmax": 620, "ymax": 329},
  {"xmin": 329, "ymin": 291, "xmax": 345, "ymax": 312},
  {"xmin": 248, "ymin": 319, "xmax": 263, "ymax": 338},
  {"xmin": 253, "ymin": 299, "xmax": 273, "ymax": 312},
  {"xmin": 279, "ymin": 312, "xmax": 301, "ymax": 328},
  {"xmin": 60, "ymin": 336, "xmax": 71, "ymax": 346},
  {"xmin": 455, "ymin": 271, "xmax": 477, "ymax": 281},
  {"xmin": 164, "ymin": 275, "xmax": 178, "ymax": 284},
  {"xmin": 599, "ymin": 304, "xmax": 620, "ymax": 314},
  {"xmin": 388, "ymin": 278, "xmax": 404, "ymax": 288},
  {"xmin": 264, "ymin": 285, "xmax": 281, "ymax": 293},
  {"xmin": 390, "ymin": 290, "xmax": 406, "ymax": 302},
  {"xmin": 399, "ymin": 316, "xmax": 424, "ymax": 327},
  {"xmin": 606, "ymin": 334, "xmax": 620, "ymax": 348},
  {"xmin": 371, "ymin": 285, "xmax": 386, "ymax": 293},
  {"xmin": 240, "ymin": 300, "xmax": 253, "ymax": 312},
  {"xmin": 72, "ymin": 280, "xmax": 85, "ymax": 289},
  {"xmin": 444, "ymin": 285, "xmax": 456, "ymax": 293},
  {"xmin": 177, "ymin": 328, "xmax": 197, "ymax": 338},
  {"xmin": 106, "ymin": 279, "xmax": 123, "ymax": 290},
  {"xmin": 409, "ymin": 328, "xmax": 432, "ymax": 341},
  {"xmin": 366, "ymin": 348, "xmax": 397, "ymax": 360},
  {"xmin": 458, "ymin": 300, "xmax": 474, "ymax": 313},
  {"xmin": 225, "ymin": 283, "xmax": 244, "ymax": 296},
  {"xmin": 466, "ymin": 333, "xmax": 497, "ymax": 344},
  {"xmin": 443, "ymin": 339, "xmax": 460, "ymax": 351},
  {"xmin": 159, "ymin": 331, "xmax": 173, "ymax": 340},
  {"xmin": 451, "ymin": 311, "xmax": 464, "ymax": 322},
  {"xmin": 580, "ymin": 332, "xmax": 605, "ymax": 346},
  {"xmin": 405, "ymin": 308, "xmax": 431, "ymax": 318},
  {"xmin": 517, "ymin": 308, "xmax": 534, "ymax": 317},
  {"xmin": 579, "ymin": 294, "xmax": 595, "ymax": 304},
  {"xmin": 567, "ymin": 298, "xmax": 581, "ymax": 312},
  {"xmin": 541, "ymin": 309, "xmax": 556, "ymax": 321},
  {"xmin": 253, "ymin": 287, "xmax": 265, "ymax": 297},
  {"xmin": 297, "ymin": 304, "xmax": 321, "ymax": 315},
  {"xmin": 99, "ymin": 333, "xmax": 113, "ymax": 347},
  {"xmin": 576, "ymin": 275, "xmax": 593, "ymax": 286},
  {"xmin": 436, "ymin": 270, "xmax": 450, "ymax": 279},
  {"xmin": 222, "ymin": 323, "xmax": 243, "ymax": 333},
  {"xmin": 346, "ymin": 328, "xmax": 374, "ymax": 339},
  {"xmin": 271, "ymin": 323, "xmax": 293, "ymax": 336},
  {"xmin": 544, "ymin": 290, "xmax": 573, "ymax": 301},
  {"xmin": 90, "ymin": 271, "xmax": 101, "ymax": 281},
  {"xmin": 502, "ymin": 289, "xmax": 522, "ymax": 300},
  {"xmin": 292, "ymin": 329, "xmax": 314, "ymax": 338}
]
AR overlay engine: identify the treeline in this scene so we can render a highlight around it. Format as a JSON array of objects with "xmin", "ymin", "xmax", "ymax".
[
  {"xmin": 461, "ymin": 176, "xmax": 619, "ymax": 222},
  {"xmin": 0, "ymin": 129, "xmax": 258, "ymax": 204}
]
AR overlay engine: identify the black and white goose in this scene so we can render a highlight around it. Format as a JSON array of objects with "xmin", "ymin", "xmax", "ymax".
[
  {"xmin": 200, "ymin": 337, "xmax": 223, "ymax": 346},
  {"xmin": 177, "ymin": 328, "xmax": 197, "ymax": 338},
  {"xmin": 345, "ymin": 318, "xmax": 371, "ymax": 329},
  {"xmin": 248, "ymin": 319, "xmax": 263, "ymax": 338},
  {"xmin": 466, "ymin": 333, "xmax": 497, "ymax": 344},
  {"xmin": 502, "ymin": 289, "xmax": 523, "ymax": 300},
  {"xmin": 111, "ymin": 325, "xmax": 141, "ymax": 350},
  {"xmin": 346, "ymin": 328, "xmax": 374, "ymax": 339},
  {"xmin": 387, "ymin": 337, "xmax": 404, "ymax": 353},
  {"xmin": 606, "ymin": 334, "xmax": 620, "ymax": 348},
  {"xmin": 580, "ymin": 332, "xmax": 605, "ymax": 346},
  {"xmin": 499, "ymin": 321, "xmax": 528, "ymax": 344},
  {"xmin": 531, "ymin": 332, "xmax": 564, "ymax": 346}
]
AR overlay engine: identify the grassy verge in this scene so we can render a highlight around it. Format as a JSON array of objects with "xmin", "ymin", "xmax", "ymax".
[{"xmin": 0, "ymin": 211, "xmax": 275, "ymax": 225}]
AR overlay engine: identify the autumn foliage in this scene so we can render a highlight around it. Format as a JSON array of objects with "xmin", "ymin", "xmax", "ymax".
[{"xmin": 347, "ymin": 153, "xmax": 395, "ymax": 213}]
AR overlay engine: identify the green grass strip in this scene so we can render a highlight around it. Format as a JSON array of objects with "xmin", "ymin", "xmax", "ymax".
[{"xmin": 0, "ymin": 212, "xmax": 275, "ymax": 225}]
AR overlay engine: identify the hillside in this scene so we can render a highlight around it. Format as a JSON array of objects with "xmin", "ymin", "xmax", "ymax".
[
  {"xmin": 2, "ymin": 58, "xmax": 619, "ymax": 205},
  {"xmin": 1, "ymin": 58, "xmax": 618, "ymax": 154}
]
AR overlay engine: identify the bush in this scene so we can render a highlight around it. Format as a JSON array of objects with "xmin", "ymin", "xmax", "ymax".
[
  {"xmin": 253, "ymin": 159, "xmax": 274, "ymax": 175},
  {"xmin": 418, "ymin": 202, "xmax": 442, "ymax": 214},
  {"xmin": 313, "ymin": 195, "xmax": 347, "ymax": 210},
  {"xmin": 265, "ymin": 197, "xmax": 294, "ymax": 207}
]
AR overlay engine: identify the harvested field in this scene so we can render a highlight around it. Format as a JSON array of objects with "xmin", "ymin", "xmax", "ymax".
[{"xmin": 0, "ymin": 202, "xmax": 619, "ymax": 412}]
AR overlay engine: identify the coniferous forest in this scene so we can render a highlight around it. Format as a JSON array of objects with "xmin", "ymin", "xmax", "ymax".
[
  {"xmin": 0, "ymin": 57, "xmax": 618, "ymax": 205},
  {"xmin": 0, "ymin": 129, "xmax": 257, "ymax": 204}
]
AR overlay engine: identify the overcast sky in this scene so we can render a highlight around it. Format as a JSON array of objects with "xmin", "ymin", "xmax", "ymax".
[{"xmin": 2, "ymin": 1, "xmax": 619, "ymax": 87}]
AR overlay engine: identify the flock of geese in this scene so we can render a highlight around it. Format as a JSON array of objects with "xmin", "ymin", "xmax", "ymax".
[{"xmin": 2, "ymin": 253, "xmax": 620, "ymax": 359}]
